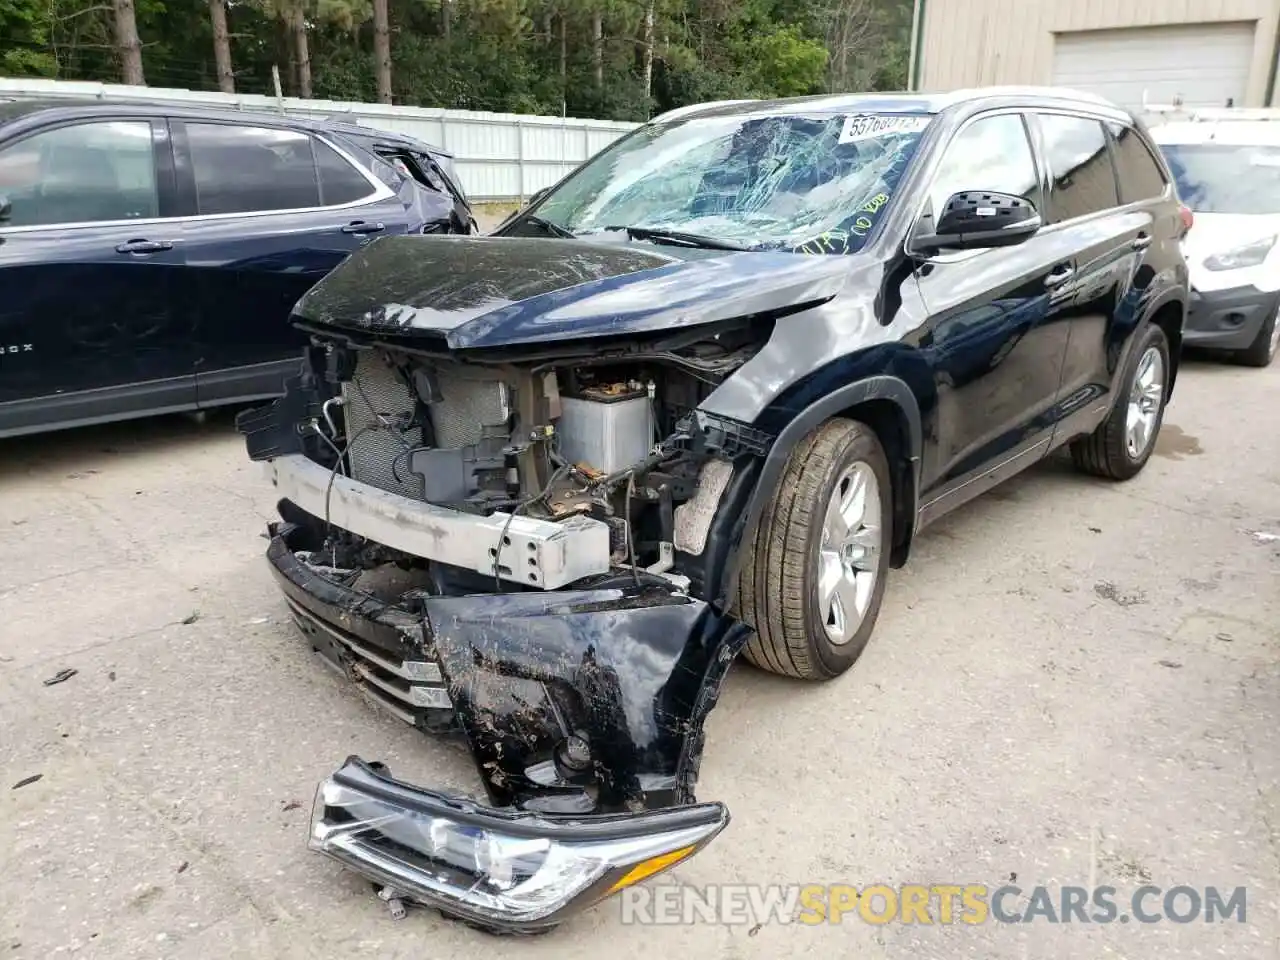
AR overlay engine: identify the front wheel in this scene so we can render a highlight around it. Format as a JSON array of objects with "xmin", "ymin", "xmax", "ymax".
[
  {"xmin": 1070, "ymin": 324, "xmax": 1170, "ymax": 480},
  {"xmin": 735, "ymin": 418, "xmax": 892, "ymax": 680}
]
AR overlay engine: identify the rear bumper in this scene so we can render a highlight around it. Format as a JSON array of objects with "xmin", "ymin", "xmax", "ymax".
[
  {"xmin": 266, "ymin": 510, "xmax": 750, "ymax": 930},
  {"xmin": 1186, "ymin": 285, "xmax": 1278, "ymax": 351}
]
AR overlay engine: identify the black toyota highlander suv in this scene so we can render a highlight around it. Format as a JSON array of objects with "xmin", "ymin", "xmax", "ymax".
[{"xmin": 237, "ymin": 87, "xmax": 1190, "ymax": 933}]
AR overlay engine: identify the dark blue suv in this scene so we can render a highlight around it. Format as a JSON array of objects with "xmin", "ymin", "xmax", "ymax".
[{"xmin": 0, "ymin": 99, "xmax": 474, "ymax": 438}]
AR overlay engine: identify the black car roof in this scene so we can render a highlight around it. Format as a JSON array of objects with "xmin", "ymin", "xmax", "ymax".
[{"xmin": 0, "ymin": 97, "xmax": 453, "ymax": 156}]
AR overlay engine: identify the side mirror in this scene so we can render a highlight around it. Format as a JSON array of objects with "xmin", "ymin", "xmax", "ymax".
[
  {"xmin": 914, "ymin": 190, "xmax": 1041, "ymax": 253},
  {"xmin": 0, "ymin": 195, "xmax": 10, "ymax": 223}
]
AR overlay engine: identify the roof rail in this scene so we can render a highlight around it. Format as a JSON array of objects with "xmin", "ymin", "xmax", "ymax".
[
  {"xmin": 971, "ymin": 84, "xmax": 1113, "ymax": 105},
  {"xmin": 1141, "ymin": 102, "xmax": 1280, "ymax": 122},
  {"xmin": 648, "ymin": 99, "xmax": 759, "ymax": 124}
]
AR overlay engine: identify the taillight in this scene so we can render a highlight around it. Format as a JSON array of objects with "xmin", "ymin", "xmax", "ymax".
[{"xmin": 1179, "ymin": 204, "xmax": 1194, "ymax": 237}]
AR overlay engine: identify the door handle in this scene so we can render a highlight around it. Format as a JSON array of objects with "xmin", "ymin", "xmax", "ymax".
[
  {"xmin": 1132, "ymin": 234, "xmax": 1152, "ymax": 251},
  {"xmin": 341, "ymin": 221, "xmax": 386, "ymax": 235},
  {"xmin": 115, "ymin": 239, "xmax": 173, "ymax": 254},
  {"xmin": 1045, "ymin": 264, "xmax": 1075, "ymax": 288}
]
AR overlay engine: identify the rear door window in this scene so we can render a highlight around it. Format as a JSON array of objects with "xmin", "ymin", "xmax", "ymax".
[
  {"xmin": 1035, "ymin": 114, "xmax": 1118, "ymax": 222},
  {"xmin": 186, "ymin": 122, "xmax": 320, "ymax": 215},
  {"xmin": 1106, "ymin": 122, "xmax": 1168, "ymax": 203},
  {"xmin": 0, "ymin": 120, "xmax": 158, "ymax": 227},
  {"xmin": 315, "ymin": 138, "xmax": 377, "ymax": 205}
]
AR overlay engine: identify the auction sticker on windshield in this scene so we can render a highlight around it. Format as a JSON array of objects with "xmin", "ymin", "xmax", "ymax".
[{"xmin": 839, "ymin": 114, "xmax": 932, "ymax": 144}]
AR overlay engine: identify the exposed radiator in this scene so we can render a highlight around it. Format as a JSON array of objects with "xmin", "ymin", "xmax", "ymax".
[
  {"xmin": 430, "ymin": 369, "xmax": 510, "ymax": 449},
  {"xmin": 342, "ymin": 353, "xmax": 425, "ymax": 500},
  {"xmin": 342, "ymin": 352, "xmax": 511, "ymax": 501}
]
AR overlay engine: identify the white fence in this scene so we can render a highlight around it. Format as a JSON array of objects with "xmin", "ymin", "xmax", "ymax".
[{"xmin": 0, "ymin": 78, "xmax": 641, "ymax": 201}]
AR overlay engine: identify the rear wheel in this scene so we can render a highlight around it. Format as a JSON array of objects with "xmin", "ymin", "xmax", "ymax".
[
  {"xmin": 1234, "ymin": 303, "xmax": 1279, "ymax": 368},
  {"xmin": 1070, "ymin": 324, "xmax": 1169, "ymax": 481},
  {"xmin": 735, "ymin": 418, "xmax": 892, "ymax": 680}
]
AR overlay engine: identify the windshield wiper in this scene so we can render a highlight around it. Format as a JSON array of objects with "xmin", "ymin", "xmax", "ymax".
[
  {"xmin": 511, "ymin": 213, "xmax": 577, "ymax": 239},
  {"xmin": 606, "ymin": 225, "xmax": 751, "ymax": 252}
]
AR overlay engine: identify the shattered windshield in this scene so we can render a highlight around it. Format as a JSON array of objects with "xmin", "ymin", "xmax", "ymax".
[{"xmin": 532, "ymin": 112, "xmax": 931, "ymax": 254}]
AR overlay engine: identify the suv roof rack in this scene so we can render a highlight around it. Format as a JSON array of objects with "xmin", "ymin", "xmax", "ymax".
[
  {"xmin": 1142, "ymin": 101, "xmax": 1280, "ymax": 123},
  {"xmin": 648, "ymin": 100, "xmax": 759, "ymax": 124}
]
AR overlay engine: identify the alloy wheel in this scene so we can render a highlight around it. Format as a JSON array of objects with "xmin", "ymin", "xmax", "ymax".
[
  {"xmin": 1125, "ymin": 345, "xmax": 1164, "ymax": 459},
  {"xmin": 818, "ymin": 461, "xmax": 882, "ymax": 645}
]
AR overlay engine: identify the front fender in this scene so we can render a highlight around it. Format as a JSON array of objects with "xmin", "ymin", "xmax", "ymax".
[
  {"xmin": 1116, "ymin": 280, "xmax": 1188, "ymax": 397},
  {"xmin": 706, "ymin": 373, "xmax": 925, "ymax": 608}
]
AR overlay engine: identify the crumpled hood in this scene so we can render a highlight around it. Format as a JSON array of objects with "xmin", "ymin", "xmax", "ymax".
[{"xmin": 293, "ymin": 235, "xmax": 852, "ymax": 350}]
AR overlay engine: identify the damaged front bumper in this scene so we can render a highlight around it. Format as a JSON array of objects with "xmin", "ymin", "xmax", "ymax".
[{"xmin": 267, "ymin": 515, "xmax": 750, "ymax": 931}]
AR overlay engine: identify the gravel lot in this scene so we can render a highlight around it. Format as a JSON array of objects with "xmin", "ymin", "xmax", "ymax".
[{"xmin": 2, "ymin": 351, "xmax": 1278, "ymax": 960}]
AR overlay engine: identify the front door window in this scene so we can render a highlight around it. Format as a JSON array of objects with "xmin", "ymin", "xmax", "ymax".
[{"xmin": 0, "ymin": 120, "xmax": 158, "ymax": 227}]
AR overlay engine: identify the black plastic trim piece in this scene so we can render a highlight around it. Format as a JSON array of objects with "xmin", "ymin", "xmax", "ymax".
[
  {"xmin": 330, "ymin": 756, "xmax": 728, "ymax": 841},
  {"xmin": 722, "ymin": 375, "xmax": 924, "ymax": 594}
]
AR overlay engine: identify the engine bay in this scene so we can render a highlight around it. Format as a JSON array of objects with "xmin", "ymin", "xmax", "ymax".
[{"xmin": 245, "ymin": 324, "xmax": 775, "ymax": 602}]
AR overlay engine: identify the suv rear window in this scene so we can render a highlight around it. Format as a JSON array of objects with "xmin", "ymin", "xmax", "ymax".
[{"xmin": 1107, "ymin": 122, "xmax": 1167, "ymax": 203}]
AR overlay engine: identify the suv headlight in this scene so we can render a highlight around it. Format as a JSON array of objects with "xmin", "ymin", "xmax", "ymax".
[
  {"xmin": 1204, "ymin": 235, "xmax": 1276, "ymax": 271},
  {"xmin": 308, "ymin": 757, "xmax": 730, "ymax": 932}
]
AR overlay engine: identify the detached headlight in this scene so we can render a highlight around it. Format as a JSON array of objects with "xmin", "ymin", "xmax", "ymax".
[
  {"xmin": 1204, "ymin": 235, "xmax": 1276, "ymax": 271},
  {"xmin": 309, "ymin": 757, "xmax": 729, "ymax": 932}
]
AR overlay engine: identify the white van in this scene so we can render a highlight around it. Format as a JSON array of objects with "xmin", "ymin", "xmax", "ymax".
[{"xmin": 1150, "ymin": 111, "xmax": 1280, "ymax": 366}]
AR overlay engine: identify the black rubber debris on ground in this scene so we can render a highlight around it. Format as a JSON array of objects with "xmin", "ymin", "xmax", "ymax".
[
  {"xmin": 42, "ymin": 668, "xmax": 77, "ymax": 686},
  {"xmin": 12, "ymin": 774, "xmax": 42, "ymax": 789}
]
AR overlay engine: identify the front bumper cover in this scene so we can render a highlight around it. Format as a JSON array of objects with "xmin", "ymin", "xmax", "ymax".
[
  {"xmin": 267, "ymin": 514, "xmax": 751, "ymax": 930},
  {"xmin": 1186, "ymin": 284, "xmax": 1280, "ymax": 351}
]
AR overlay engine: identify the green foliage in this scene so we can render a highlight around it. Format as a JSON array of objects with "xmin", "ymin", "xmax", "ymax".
[
  {"xmin": 0, "ymin": 0, "xmax": 913, "ymax": 120},
  {"xmin": 0, "ymin": 0, "xmax": 59, "ymax": 76},
  {"xmin": 738, "ymin": 24, "xmax": 828, "ymax": 98}
]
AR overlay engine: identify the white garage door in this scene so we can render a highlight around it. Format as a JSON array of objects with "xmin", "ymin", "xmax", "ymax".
[{"xmin": 1052, "ymin": 22, "xmax": 1254, "ymax": 112}]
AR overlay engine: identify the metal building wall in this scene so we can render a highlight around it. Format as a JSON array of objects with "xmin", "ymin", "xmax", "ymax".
[
  {"xmin": 914, "ymin": 0, "xmax": 1280, "ymax": 106},
  {"xmin": 0, "ymin": 78, "xmax": 641, "ymax": 201}
]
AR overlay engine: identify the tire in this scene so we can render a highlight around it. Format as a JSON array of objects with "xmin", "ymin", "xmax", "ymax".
[
  {"xmin": 1070, "ymin": 324, "xmax": 1170, "ymax": 481},
  {"xmin": 735, "ymin": 418, "xmax": 892, "ymax": 680},
  {"xmin": 1234, "ymin": 304, "xmax": 1279, "ymax": 368}
]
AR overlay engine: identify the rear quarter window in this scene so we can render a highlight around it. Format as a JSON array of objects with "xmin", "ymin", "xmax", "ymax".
[
  {"xmin": 1107, "ymin": 122, "xmax": 1168, "ymax": 203},
  {"xmin": 315, "ymin": 138, "xmax": 376, "ymax": 205}
]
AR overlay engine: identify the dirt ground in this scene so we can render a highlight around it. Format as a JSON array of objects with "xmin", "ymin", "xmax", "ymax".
[{"xmin": 1, "ymin": 352, "xmax": 1278, "ymax": 959}]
